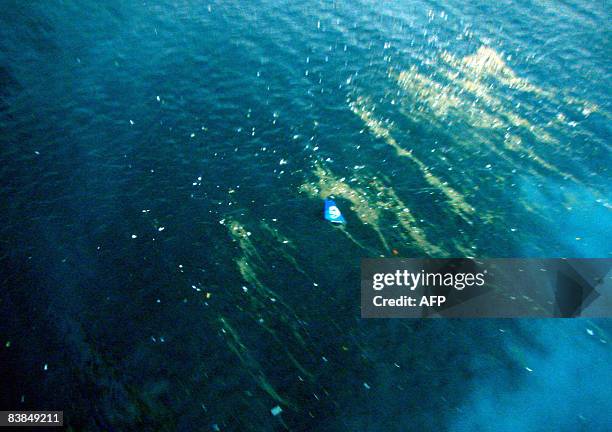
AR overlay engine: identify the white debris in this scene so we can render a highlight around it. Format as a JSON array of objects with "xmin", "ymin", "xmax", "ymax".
[
  {"xmin": 131, "ymin": 234, "xmax": 138, "ymax": 239},
  {"xmin": 586, "ymin": 328, "xmax": 594, "ymax": 336},
  {"xmin": 525, "ymin": 367, "xmax": 533, "ymax": 372},
  {"xmin": 271, "ymin": 405, "xmax": 283, "ymax": 416},
  {"xmin": 129, "ymin": 120, "xmax": 134, "ymax": 125},
  {"xmin": 363, "ymin": 382, "xmax": 371, "ymax": 389},
  {"xmin": 43, "ymin": 363, "xmax": 49, "ymax": 371},
  {"xmin": 158, "ymin": 226, "xmax": 165, "ymax": 232}
]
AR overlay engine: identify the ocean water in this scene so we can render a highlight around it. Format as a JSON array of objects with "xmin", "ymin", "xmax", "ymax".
[{"xmin": 0, "ymin": 0, "xmax": 610, "ymax": 430}]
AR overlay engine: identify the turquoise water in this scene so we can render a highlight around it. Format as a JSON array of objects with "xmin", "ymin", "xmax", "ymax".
[{"xmin": 0, "ymin": 0, "xmax": 611, "ymax": 430}]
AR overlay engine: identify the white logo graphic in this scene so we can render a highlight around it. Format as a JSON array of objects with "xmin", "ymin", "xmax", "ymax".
[{"xmin": 328, "ymin": 205, "xmax": 341, "ymax": 219}]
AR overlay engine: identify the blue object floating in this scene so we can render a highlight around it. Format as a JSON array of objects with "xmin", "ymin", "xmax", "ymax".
[{"xmin": 324, "ymin": 198, "xmax": 346, "ymax": 224}]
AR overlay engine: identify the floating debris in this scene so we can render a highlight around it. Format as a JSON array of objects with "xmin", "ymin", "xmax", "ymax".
[
  {"xmin": 270, "ymin": 405, "xmax": 283, "ymax": 416},
  {"xmin": 324, "ymin": 198, "xmax": 346, "ymax": 224}
]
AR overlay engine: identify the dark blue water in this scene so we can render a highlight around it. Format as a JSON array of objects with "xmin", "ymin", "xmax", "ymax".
[{"xmin": 1, "ymin": 0, "xmax": 611, "ymax": 430}]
